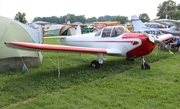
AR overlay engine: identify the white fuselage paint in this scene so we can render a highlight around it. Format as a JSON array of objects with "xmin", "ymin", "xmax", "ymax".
[{"xmin": 58, "ymin": 33, "xmax": 142, "ymax": 56}]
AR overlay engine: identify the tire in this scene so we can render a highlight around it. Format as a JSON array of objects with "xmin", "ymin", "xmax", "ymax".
[
  {"xmin": 141, "ymin": 63, "xmax": 150, "ymax": 70},
  {"xmin": 90, "ymin": 60, "xmax": 100, "ymax": 68}
]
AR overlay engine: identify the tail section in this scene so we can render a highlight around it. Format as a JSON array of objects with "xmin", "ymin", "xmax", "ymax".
[
  {"xmin": 76, "ymin": 25, "xmax": 82, "ymax": 35},
  {"xmin": 131, "ymin": 15, "xmax": 146, "ymax": 31}
]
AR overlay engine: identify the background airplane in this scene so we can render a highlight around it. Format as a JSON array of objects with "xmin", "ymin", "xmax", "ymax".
[
  {"xmin": 131, "ymin": 15, "xmax": 163, "ymax": 35},
  {"xmin": 131, "ymin": 15, "xmax": 180, "ymax": 37},
  {"xmin": 5, "ymin": 25, "xmax": 173, "ymax": 70},
  {"xmin": 153, "ymin": 19, "xmax": 180, "ymax": 36}
]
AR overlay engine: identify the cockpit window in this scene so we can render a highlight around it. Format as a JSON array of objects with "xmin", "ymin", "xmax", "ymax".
[
  {"xmin": 102, "ymin": 26, "xmax": 112, "ymax": 37},
  {"xmin": 111, "ymin": 28, "xmax": 118, "ymax": 37},
  {"xmin": 94, "ymin": 29, "xmax": 102, "ymax": 36},
  {"xmin": 94, "ymin": 26, "xmax": 130, "ymax": 37},
  {"xmin": 113, "ymin": 26, "xmax": 130, "ymax": 36}
]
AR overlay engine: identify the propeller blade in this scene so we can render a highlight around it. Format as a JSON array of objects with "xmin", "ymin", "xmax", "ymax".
[
  {"xmin": 154, "ymin": 39, "xmax": 167, "ymax": 48},
  {"xmin": 142, "ymin": 32, "xmax": 155, "ymax": 43}
]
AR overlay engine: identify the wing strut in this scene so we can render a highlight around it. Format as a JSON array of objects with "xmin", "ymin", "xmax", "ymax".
[{"xmin": 57, "ymin": 52, "xmax": 61, "ymax": 79}]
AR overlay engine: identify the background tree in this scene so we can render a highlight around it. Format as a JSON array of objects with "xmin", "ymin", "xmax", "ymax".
[
  {"xmin": 139, "ymin": 13, "xmax": 150, "ymax": 22},
  {"xmin": 177, "ymin": 4, "xmax": 180, "ymax": 10},
  {"xmin": 168, "ymin": 3, "xmax": 180, "ymax": 20},
  {"xmin": 115, "ymin": 16, "xmax": 128, "ymax": 24},
  {"xmin": 86, "ymin": 17, "xmax": 97, "ymax": 23},
  {"xmin": 168, "ymin": 10, "xmax": 180, "ymax": 19},
  {"xmin": 97, "ymin": 16, "xmax": 106, "ymax": 22},
  {"xmin": 14, "ymin": 12, "xmax": 27, "ymax": 24},
  {"xmin": 76, "ymin": 15, "xmax": 86, "ymax": 23},
  {"xmin": 33, "ymin": 14, "xmax": 129, "ymax": 24},
  {"xmin": 51, "ymin": 16, "xmax": 60, "ymax": 24},
  {"xmin": 156, "ymin": 0, "xmax": 176, "ymax": 19}
]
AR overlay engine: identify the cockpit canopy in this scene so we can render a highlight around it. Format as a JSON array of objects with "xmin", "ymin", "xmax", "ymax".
[{"xmin": 95, "ymin": 25, "xmax": 130, "ymax": 37}]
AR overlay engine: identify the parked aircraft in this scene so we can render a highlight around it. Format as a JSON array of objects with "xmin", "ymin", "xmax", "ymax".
[
  {"xmin": 153, "ymin": 19, "xmax": 180, "ymax": 36},
  {"xmin": 131, "ymin": 15, "xmax": 163, "ymax": 35},
  {"xmin": 144, "ymin": 22, "xmax": 165, "ymax": 28},
  {"xmin": 131, "ymin": 15, "xmax": 180, "ymax": 37},
  {"xmin": 4, "ymin": 25, "xmax": 172, "ymax": 70}
]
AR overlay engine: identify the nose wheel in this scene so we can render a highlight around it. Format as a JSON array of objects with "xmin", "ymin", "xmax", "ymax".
[
  {"xmin": 90, "ymin": 60, "xmax": 100, "ymax": 68},
  {"xmin": 141, "ymin": 62, "xmax": 150, "ymax": 69},
  {"xmin": 141, "ymin": 56, "xmax": 150, "ymax": 70}
]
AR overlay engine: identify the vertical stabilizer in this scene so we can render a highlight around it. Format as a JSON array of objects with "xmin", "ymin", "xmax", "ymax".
[
  {"xmin": 131, "ymin": 15, "xmax": 146, "ymax": 31},
  {"xmin": 76, "ymin": 25, "xmax": 82, "ymax": 35}
]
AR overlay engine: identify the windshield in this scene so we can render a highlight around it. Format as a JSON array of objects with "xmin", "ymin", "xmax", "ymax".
[{"xmin": 95, "ymin": 26, "xmax": 130, "ymax": 37}]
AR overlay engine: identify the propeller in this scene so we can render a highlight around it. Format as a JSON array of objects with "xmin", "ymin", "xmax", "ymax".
[
  {"xmin": 143, "ymin": 32, "xmax": 169, "ymax": 57},
  {"xmin": 142, "ymin": 32, "xmax": 167, "ymax": 48}
]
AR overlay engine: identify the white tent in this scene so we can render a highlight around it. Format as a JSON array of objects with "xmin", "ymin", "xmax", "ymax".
[
  {"xmin": 0, "ymin": 16, "xmax": 43, "ymax": 73},
  {"xmin": 45, "ymin": 24, "xmax": 76, "ymax": 36}
]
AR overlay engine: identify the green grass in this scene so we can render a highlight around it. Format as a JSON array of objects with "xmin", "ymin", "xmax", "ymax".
[{"xmin": 0, "ymin": 38, "xmax": 180, "ymax": 109}]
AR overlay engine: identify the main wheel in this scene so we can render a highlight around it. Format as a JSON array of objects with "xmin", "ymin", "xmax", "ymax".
[
  {"xmin": 90, "ymin": 60, "xmax": 100, "ymax": 68},
  {"xmin": 141, "ymin": 63, "xmax": 150, "ymax": 70}
]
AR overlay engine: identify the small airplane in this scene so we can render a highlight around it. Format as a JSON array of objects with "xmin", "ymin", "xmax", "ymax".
[
  {"xmin": 153, "ymin": 19, "xmax": 180, "ymax": 36},
  {"xmin": 4, "ymin": 25, "xmax": 173, "ymax": 70},
  {"xmin": 144, "ymin": 22, "xmax": 165, "ymax": 28},
  {"xmin": 131, "ymin": 15, "xmax": 163, "ymax": 36}
]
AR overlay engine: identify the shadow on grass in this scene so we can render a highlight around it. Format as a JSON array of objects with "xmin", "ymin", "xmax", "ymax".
[{"xmin": 0, "ymin": 50, "xmax": 175, "ymax": 108}]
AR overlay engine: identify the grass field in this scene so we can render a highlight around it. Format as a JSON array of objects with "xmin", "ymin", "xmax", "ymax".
[{"xmin": 0, "ymin": 38, "xmax": 180, "ymax": 109}]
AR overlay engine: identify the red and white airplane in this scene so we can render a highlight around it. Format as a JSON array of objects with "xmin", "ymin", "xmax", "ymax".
[{"xmin": 5, "ymin": 25, "xmax": 173, "ymax": 69}]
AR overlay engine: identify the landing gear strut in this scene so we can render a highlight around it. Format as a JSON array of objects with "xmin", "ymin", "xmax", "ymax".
[{"xmin": 141, "ymin": 56, "xmax": 150, "ymax": 70}]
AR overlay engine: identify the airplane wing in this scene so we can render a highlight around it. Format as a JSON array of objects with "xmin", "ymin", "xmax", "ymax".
[
  {"xmin": 153, "ymin": 19, "xmax": 180, "ymax": 27},
  {"xmin": 152, "ymin": 19, "xmax": 172, "ymax": 26},
  {"xmin": 142, "ymin": 31, "xmax": 172, "ymax": 46},
  {"xmin": 154, "ymin": 34, "xmax": 173, "ymax": 42},
  {"xmin": 4, "ymin": 42, "xmax": 122, "ymax": 55},
  {"xmin": 4, "ymin": 42, "xmax": 125, "ymax": 55},
  {"xmin": 4, "ymin": 42, "xmax": 107, "ymax": 53},
  {"xmin": 144, "ymin": 33, "xmax": 173, "ymax": 47}
]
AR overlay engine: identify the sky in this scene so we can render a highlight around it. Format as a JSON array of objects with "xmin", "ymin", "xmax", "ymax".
[{"xmin": 0, "ymin": 0, "xmax": 179, "ymax": 21}]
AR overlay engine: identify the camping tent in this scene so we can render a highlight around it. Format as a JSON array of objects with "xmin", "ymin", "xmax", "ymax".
[
  {"xmin": 0, "ymin": 16, "xmax": 43, "ymax": 73},
  {"xmin": 45, "ymin": 24, "xmax": 76, "ymax": 36}
]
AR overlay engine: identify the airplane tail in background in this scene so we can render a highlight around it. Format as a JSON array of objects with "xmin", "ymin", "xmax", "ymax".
[
  {"xmin": 76, "ymin": 25, "xmax": 82, "ymax": 35},
  {"xmin": 131, "ymin": 15, "xmax": 146, "ymax": 31}
]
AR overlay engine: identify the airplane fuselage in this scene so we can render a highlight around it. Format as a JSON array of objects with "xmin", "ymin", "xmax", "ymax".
[{"xmin": 59, "ymin": 33, "xmax": 156, "ymax": 58}]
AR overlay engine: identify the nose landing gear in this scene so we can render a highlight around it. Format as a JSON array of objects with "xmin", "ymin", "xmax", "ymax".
[{"xmin": 141, "ymin": 56, "xmax": 150, "ymax": 70}]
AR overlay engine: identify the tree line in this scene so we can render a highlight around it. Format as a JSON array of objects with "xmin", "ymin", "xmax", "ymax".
[
  {"xmin": 33, "ymin": 15, "xmax": 129, "ymax": 24},
  {"xmin": 14, "ymin": 0, "xmax": 180, "ymax": 24}
]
